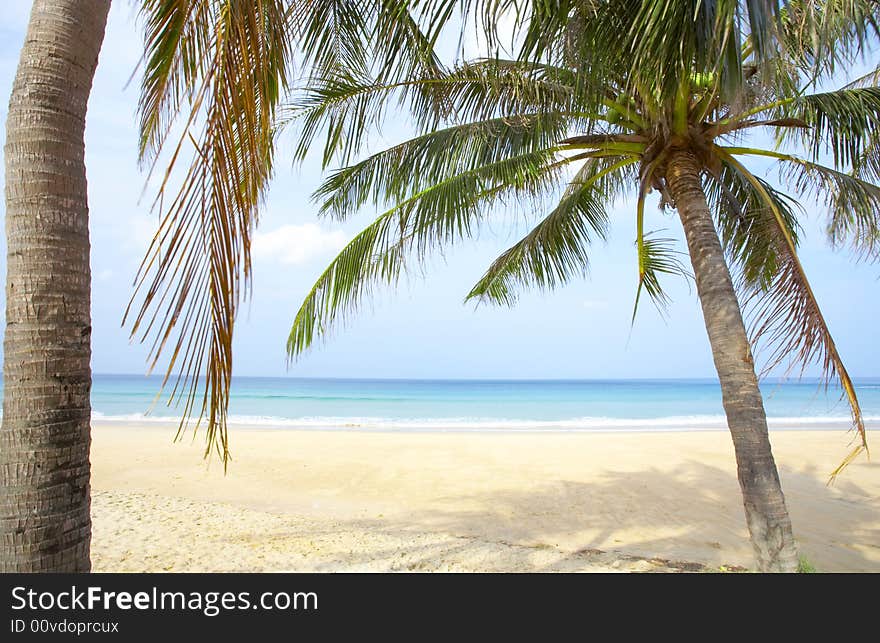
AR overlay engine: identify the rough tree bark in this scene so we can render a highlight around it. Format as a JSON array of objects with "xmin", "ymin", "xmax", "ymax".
[
  {"xmin": 1, "ymin": 0, "xmax": 111, "ymax": 572},
  {"xmin": 667, "ymin": 148, "xmax": 799, "ymax": 572}
]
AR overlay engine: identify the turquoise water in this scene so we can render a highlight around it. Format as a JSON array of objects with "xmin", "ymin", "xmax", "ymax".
[{"xmin": 87, "ymin": 374, "xmax": 880, "ymax": 431}]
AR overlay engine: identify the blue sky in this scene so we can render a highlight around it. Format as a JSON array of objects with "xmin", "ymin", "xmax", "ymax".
[{"xmin": 0, "ymin": 2, "xmax": 877, "ymax": 380}]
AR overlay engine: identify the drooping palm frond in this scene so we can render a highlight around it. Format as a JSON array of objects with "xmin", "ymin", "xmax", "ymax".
[
  {"xmin": 291, "ymin": 0, "xmax": 371, "ymax": 75},
  {"xmin": 717, "ymin": 151, "xmax": 867, "ymax": 478},
  {"xmin": 370, "ymin": 0, "xmax": 454, "ymax": 80},
  {"xmin": 288, "ymin": 146, "xmax": 573, "ymax": 356},
  {"xmin": 720, "ymin": 145, "xmax": 880, "ymax": 261},
  {"xmin": 854, "ymin": 135, "xmax": 880, "ymax": 182},
  {"xmin": 706, "ymin": 157, "xmax": 803, "ymax": 290},
  {"xmin": 128, "ymin": 0, "xmax": 291, "ymax": 465},
  {"xmin": 772, "ymin": 87, "xmax": 880, "ymax": 168},
  {"xmin": 632, "ymin": 230, "xmax": 691, "ymax": 321},
  {"xmin": 780, "ymin": 157, "xmax": 880, "ymax": 260},
  {"xmin": 131, "ymin": 0, "xmax": 461, "ymax": 465},
  {"xmin": 287, "ymin": 0, "xmax": 454, "ymax": 80},
  {"xmin": 137, "ymin": 0, "xmax": 214, "ymax": 164},
  {"xmin": 726, "ymin": 85, "xmax": 880, "ymax": 269},
  {"xmin": 632, "ymin": 151, "xmax": 691, "ymax": 319},
  {"xmin": 466, "ymin": 155, "xmax": 636, "ymax": 306}
]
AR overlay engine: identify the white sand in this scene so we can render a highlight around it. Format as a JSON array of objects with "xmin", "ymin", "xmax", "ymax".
[{"xmin": 89, "ymin": 425, "xmax": 880, "ymax": 572}]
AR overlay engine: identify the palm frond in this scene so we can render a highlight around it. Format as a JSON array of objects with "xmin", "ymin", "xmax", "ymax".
[
  {"xmin": 773, "ymin": 87, "xmax": 880, "ymax": 169},
  {"xmin": 287, "ymin": 146, "xmax": 572, "ymax": 357},
  {"xmin": 128, "ymin": 0, "xmax": 290, "ymax": 466},
  {"xmin": 705, "ymin": 157, "xmax": 803, "ymax": 290},
  {"xmin": 291, "ymin": 0, "xmax": 371, "ymax": 75},
  {"xmin": 371, "ymin": 0, "xmax": 452, "ymax": 80},
  {"xmin": 853, "ymin": 135, "xmax": 880, "ymax": 182},
  {"xmin": 290, "ymin": 0, "xmax": 452, "ymax": 79},
  {"xmin": 313, "ymin": 111, "xmax": 571, "ymax": 220},
  {"xmin": 778, "ymin": 0, "xmax": 880, "ymax": 77},
  {"xmin": 844, "ymin": 64, "xmax": 880, "ymax": 90},
  {"xmin": 779, "ymin": 156, "xmax": 880, "ymax": 260},
  {"xmin": 437, "ymin": 58, "xmax": 584, "ymax": 122},
  {"xmin": 717, "ymin": 151, "xmax": 867, "ymax": 478},
  {"xmin": 632, "ymin": 231, "xmax": 690, "ymax": 322},
  {"xmin": 137, "ymin": 0, "xmax": 214, "ymax": 164},
  {"xmin": 466, "ymin": 156, "xmax": 637, "ymax": 306},
  {"xmin": 288, "ymin": 57, "xmax": 579, "ymax": 168},
  {"xmin": 719, "ymin": 145, "xmax": 880, "ymax": 262},
  {"xmin": 633, "ymin": 152, "xmax": 689, "ymax": 319}
]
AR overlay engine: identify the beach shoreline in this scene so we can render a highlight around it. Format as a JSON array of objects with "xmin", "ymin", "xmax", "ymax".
[
  {"xmin": 90, "ymin": 425, "xmax": 880, "ymax": 572},
  {"xmin": 90, "ymin": 416, "xmax": 880, "ymax": 433}
]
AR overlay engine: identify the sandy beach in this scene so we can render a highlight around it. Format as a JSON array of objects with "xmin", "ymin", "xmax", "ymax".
[{"xmin": 89, "ymin": 425, "xmax": 879, "ymax": 572}]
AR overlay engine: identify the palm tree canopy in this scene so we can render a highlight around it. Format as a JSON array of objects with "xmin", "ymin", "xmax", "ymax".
[
  {"xmin": 286, "ymin": 0, "xmax": 880, "ymax": 475},
  {"xmin": 127, "ymin": 0, "xmax": 879, "ymax": 467}
]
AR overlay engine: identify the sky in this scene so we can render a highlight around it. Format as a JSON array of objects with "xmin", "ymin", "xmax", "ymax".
[{"xmin": 0, "ymin": 2, "xmax": 877, "ymax": 380}]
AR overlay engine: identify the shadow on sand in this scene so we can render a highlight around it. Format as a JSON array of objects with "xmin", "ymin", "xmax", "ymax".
[{"xmin": 262, "ymin": 459, "xmax": 879, "ymax": 572}]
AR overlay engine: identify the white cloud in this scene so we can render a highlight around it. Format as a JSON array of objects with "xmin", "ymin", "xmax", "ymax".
[
  {"xmin": 582, "ymin": 299, "xmax": 608, "ymax": 310},
  {"xmin": 252, "ymin": 223, "xmax": 347, "ymax": 265}
]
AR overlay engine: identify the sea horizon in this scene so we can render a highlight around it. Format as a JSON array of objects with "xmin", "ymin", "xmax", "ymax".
[
  {"xmin": 60, "ymin": 373, "xmax": 880, "ymax": 432},
  {"xmin": 81, "ymin": 371, "xmax": 880, "ymax": 381}
]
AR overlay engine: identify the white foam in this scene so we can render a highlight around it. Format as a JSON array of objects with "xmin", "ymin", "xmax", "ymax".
[{"xmin": 90, "ymin": 411, "xmax": 879, "ymax": 431}]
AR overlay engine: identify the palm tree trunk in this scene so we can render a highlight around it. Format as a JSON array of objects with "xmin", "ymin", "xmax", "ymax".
[
  {"xmin": 667, "ymin": 149, "xmax": 799, "ymax": 572},
  {"xmin": 1, "ymin": 0, "xmax": 110, "ymax": 572}
]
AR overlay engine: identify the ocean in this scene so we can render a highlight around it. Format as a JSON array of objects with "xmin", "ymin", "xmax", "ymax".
[{"xmin": 86, "ymin": 374, "xmax": 880, "ymax": 432}]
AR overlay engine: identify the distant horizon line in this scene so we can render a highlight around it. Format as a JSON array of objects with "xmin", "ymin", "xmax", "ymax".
[{"xmin": 87, "ymin": 372, "xmax": 880, "ymax": 383}]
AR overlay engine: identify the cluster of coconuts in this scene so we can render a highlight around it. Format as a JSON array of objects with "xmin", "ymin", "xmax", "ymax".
[
  {"xmin": 604, "ymin": 93, "xmax": 638, "ymax": 124},
  {"xmin": 691, "ymin": 71, "xmax": 717, "ymax": 90},
  {"xmin": 603, "ymin": 72, "xmax": 717, "ymax": 124}
]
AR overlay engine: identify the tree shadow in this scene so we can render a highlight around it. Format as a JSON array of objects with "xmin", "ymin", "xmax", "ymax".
[{"xmin": 223, "ymin": 459, "xmax": 877, "ymax": 572}]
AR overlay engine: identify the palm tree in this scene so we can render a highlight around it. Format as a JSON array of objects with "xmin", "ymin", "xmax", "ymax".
[
  {"xmin": 1, "ymin": 0, "xmax": 111, "ymax": 573},
  {"xmin": 285, "ymin": 2, "xmax": 880, "ymax": 571},
  {"xmin": 3, "ymin": 0, "xmax": 873, "ymax": 573},
  {"xmin": 0, "ymin": 0, "xmax": 444, "ymax": 572}
]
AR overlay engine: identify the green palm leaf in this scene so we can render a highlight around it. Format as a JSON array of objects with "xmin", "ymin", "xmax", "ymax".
[
  {"xmin": 288, "ymin": 146, "xmax": 573, "ymax": 356},
  {"xmin": 289, "ymin": 57, "xmax": 580, "ymax": 167},
  {"xmin": 774, "ymin": 87, "xmax": 880, "ymax": 168},
  {"xmin": 719, "ymin": 145, "xmax": 880, "ymax": 261},
  {"xmin": 780, "ymin": 157, "xmax": 880, "ymax": 259},
  {"xmin": 632, "ymin": 232, "xmax": 691, "ymax": 320},
  {"xmin": 313, "ymin": 112, "xmax": 571, "ymax": 220},
  {"xmin": 466, "ymin": 156, "xmax": 636, "ymax": 306}
]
